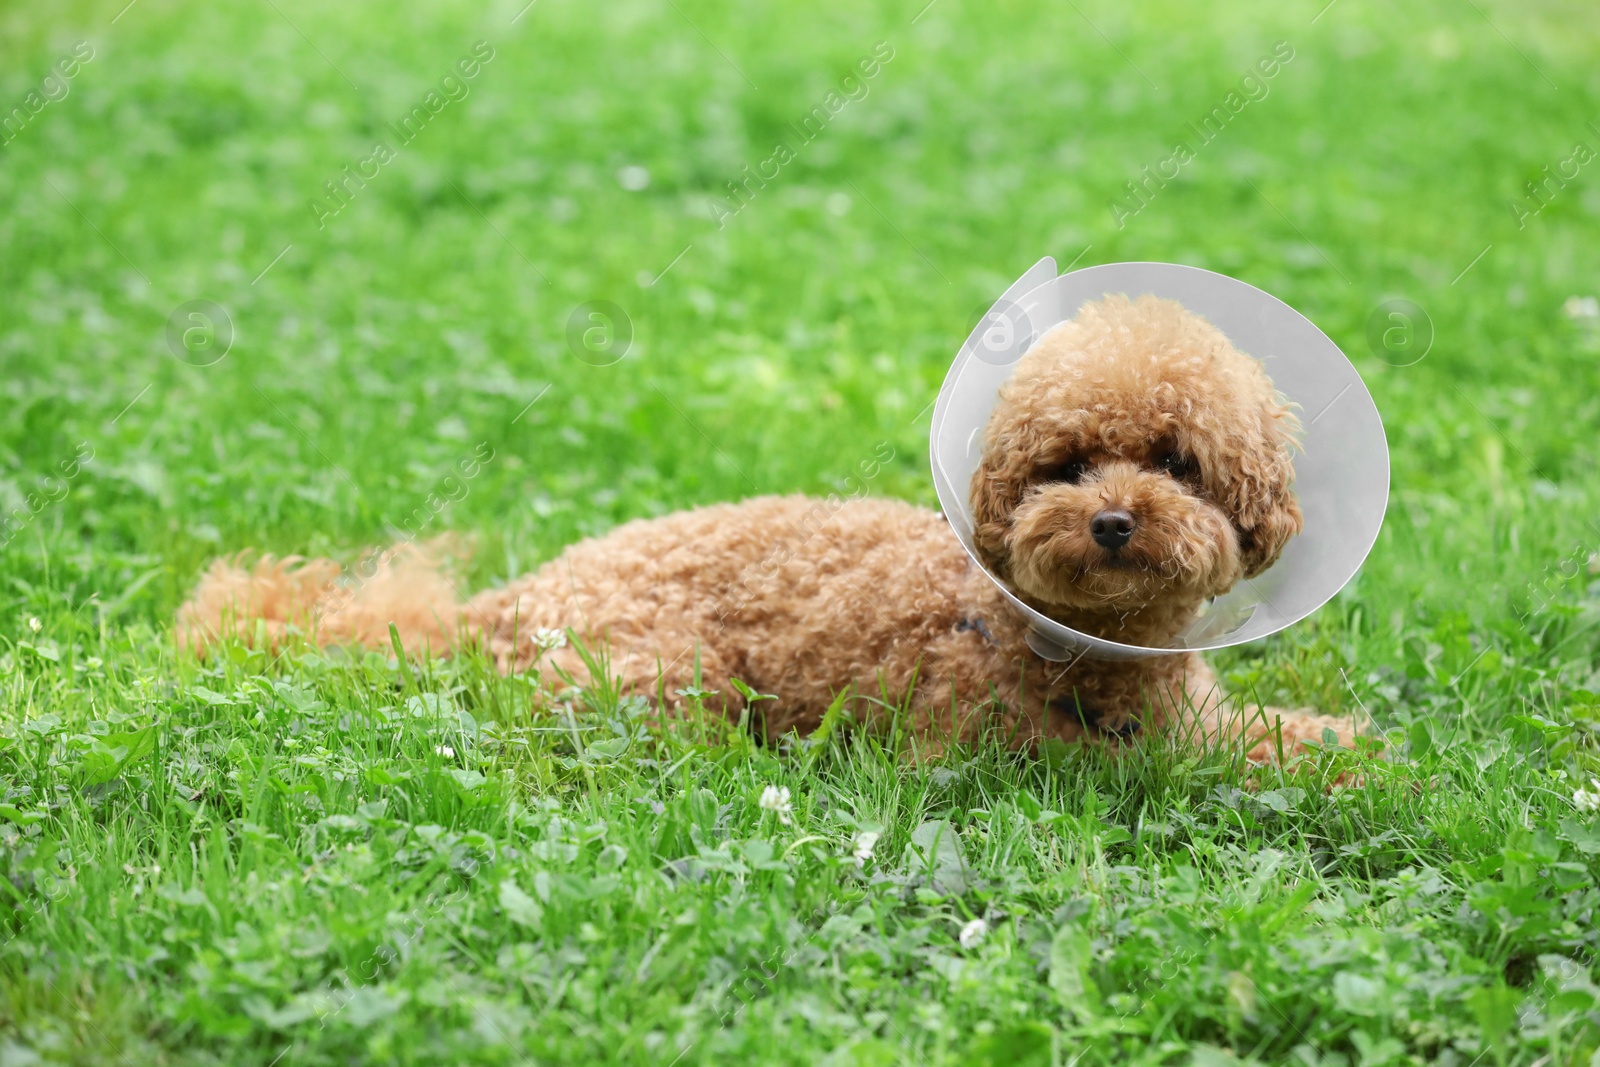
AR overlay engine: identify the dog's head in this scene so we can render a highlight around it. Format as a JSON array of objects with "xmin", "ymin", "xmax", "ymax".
[{"xmin": 969, "ymin": 294, "xmax": 1302, "ymax": 624}]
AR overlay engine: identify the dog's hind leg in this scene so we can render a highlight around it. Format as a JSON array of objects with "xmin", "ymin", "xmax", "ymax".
[
  {"xmin": 513, "ymin": 628, "xmax": 747, "ymax": 724},
  {"xmin": 615, "ymin": 634, "xmax": 744, "ymax": 722},
  {"xmin": 1238, "ymin": 709, "xmax": 1359, "ymax": 765},
  {"xmin": 462, "ymin": 573, "xmax": 747, "ymax": 721}
]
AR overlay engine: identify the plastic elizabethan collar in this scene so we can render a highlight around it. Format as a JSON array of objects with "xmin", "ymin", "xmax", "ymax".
[{"xmin": 929, "ymin": 259, "xmax": 1389, "ymax": 662}]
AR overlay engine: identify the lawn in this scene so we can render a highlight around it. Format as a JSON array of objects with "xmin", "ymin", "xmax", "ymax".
[{"xmin": 3, "ymin": 0, "xmax": 1600, "ymax": 1062}]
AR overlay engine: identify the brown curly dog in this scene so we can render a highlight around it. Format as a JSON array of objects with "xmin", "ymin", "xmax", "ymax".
[{"xmin": 179, "ymin": 294, "xmax": 1356, "ymax": 761}]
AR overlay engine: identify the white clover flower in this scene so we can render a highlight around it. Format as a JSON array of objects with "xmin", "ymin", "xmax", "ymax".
[
  {"xmin": 533, "ymin": 628, "xmax": 567, "ymax": 652},
  {"xmin": 27, "ymin": 617, "xmax": 41, "ymax": 633},
  {"xmin": 1574, "ymin": 779, "xmax": 1600, "ymax": 813},
  {"xmin": 758, "ymin": 785, "xmax": 792, "ymax": 826},
  {"xmin": 959, "ymin": 918, "xmax": 988, "ymax": 949},
  {"xmin": 436, "ymin": 745, "xmax": 456, "ymax": 758},
  {"xmin": 852, "ymin": 831, "xmax": 880, "ymax": 867}
]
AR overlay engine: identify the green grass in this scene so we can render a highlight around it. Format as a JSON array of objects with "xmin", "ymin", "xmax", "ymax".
[{"xmin": 3, "ymin": 0, "xmax": 1600, "ymax": 1062}]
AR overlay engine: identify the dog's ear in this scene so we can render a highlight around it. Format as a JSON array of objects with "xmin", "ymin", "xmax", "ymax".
[
  {"xmin": 968, "ymin": 418, "xmax": 1035, "ymax": 572},
  {"xmin": 1227, "ymin": 399, "xmax": 1304, "ymax": 579},
  {"xmin": 1238, "ymin": 490, "xmax": 1302, "ymax": 578}
]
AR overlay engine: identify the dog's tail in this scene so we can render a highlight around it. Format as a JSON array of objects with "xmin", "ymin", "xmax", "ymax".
[{"xmin": 176, "ymin": 541, "xmax": 467, "ymax": 658}]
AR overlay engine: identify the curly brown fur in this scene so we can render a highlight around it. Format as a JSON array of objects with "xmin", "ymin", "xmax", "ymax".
[{"xmin": 178, "ymin": 295, "xmax": 1354, "ymax": 763}]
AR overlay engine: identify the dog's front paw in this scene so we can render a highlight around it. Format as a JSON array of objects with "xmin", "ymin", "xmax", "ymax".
[
  {"xmin": 1245, "ymin": 711, "xmax": 1356, "ymax": 761},
  {"xmin": 1242, "ymin": 711, "xmax": 1369, "ymax": 788}
]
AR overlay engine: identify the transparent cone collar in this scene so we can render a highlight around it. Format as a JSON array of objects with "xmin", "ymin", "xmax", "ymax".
[{"xmin": 929, "ymin": 259, "xmax": 1390, "ymax": 661}]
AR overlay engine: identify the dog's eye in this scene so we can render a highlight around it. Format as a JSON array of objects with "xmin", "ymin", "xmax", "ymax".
[
  {"xmin": 1042, "ymin": 459, "xmax": 1087, "ymax": 484},
  {"xmin": 1158, "ymin": 452, "xmax": 1196, "ymax": 481}
]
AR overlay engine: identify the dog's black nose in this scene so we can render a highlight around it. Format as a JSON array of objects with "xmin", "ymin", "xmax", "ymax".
[{"xmin": 1090, "ymin": 508, "xmax": 1135, "ymax": 550}]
